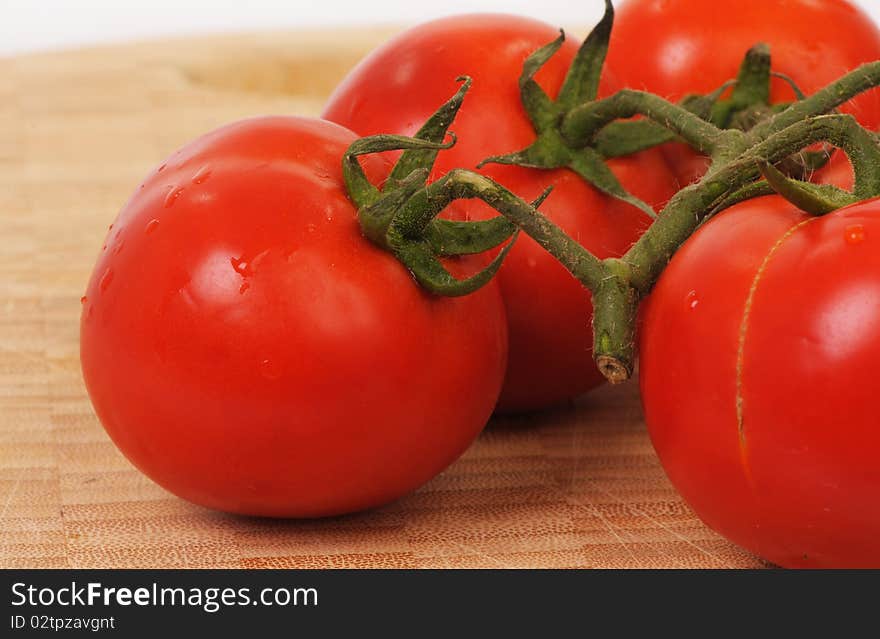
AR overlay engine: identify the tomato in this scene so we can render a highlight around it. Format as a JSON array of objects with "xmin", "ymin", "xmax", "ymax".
[
  {"xmin": 80, "ymin": 116, "xmax": 508, "ymax": 518},
  {"xmin": 640, "ymin": 195, "xmax": 880, "ymax": 567},
  {"xmin": 608, "ymin": 0, "xmax": 880, "ymax": 185},
  {"xmin": 323, "ymin": 14, "xmax": 677, "ymax": 413}
]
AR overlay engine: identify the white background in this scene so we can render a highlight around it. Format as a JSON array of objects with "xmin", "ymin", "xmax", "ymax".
[{"xmin": 4, "ymin": 0, "xmax": 878, "ymax": 57}]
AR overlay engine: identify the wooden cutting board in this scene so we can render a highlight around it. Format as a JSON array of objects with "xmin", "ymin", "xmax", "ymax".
[{"xmin": 0, "ymin": 30, "xmax": 766, "ymax": 569}]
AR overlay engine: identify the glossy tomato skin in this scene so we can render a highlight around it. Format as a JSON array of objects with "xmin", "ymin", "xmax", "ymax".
[
  {"xmin": 323, "ymin": 14, "xmax": 677, "ymax": 413},
  {"xmin": 609, "ymin": 0, "xmax": 880, "ymax": 185},
  {"xmin": 80, "ymin": 117, "xmax": 508, "ymax": 518},
  {"xmin": 640, "ymin": 196, "xmax": 880, "ymax": 567}
]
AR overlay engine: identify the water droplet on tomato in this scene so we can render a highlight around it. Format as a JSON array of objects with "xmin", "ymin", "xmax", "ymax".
[
  {"xmin": 260, "ymin": 359, "xmax": 281, "ymax": 380},
  {"xmin": 157, "ymin": 163, "xmax": 166, "ymax": 173},
  {"xmin": 108, "ymin": 223, "xmax": 113, "ymax": 230},
  {"xmin": 113, "ymin": 239, "xmax": 125, "ymax": 255},
  {"xmin": 307, "ymin": 223, "xmax": 317, "ymax": 233},
  {"xmin": 164, "ymin": 185, "xmax": 184, "ymax": 208},
  {"xmin": 844, "ymin": 224, "xmax": 865, "ymax": 244},
  {"xmin": 231, "ymin": 256, "xmax": 249, "ymax": 276},
  {"xmin": 191, "ymin": 165, "xmax": 212, "ymax": 184},
  {"xmin": 686, "ymin": 290, "xmax": 699, "ymax": 310},
  {"xmin": 80, "ymin": 295, "xmax": 87, "ymax": 305},
  {"xmin": 99, "ymin": 269, "xmax": 114, "ymax": 292},
  {"xmin": 145, "ymin": 219, "xmax": 160, "ymax": 234},
  {"xmin": 239, "ymin": 281, "xmax": 250, "ymax": 295}
]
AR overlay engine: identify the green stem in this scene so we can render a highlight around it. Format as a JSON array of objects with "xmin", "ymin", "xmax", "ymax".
[
  {"xmin": 622, "ymin": 113, "xmax": 870, "ymax": 295},
  {"xmin": 748, "ymin": 61, "xmax": 880, "ymax": 141},
  {"xmin": 415, "ymin": 170, "xmax": 608, "ymax": 290},
  {"xmin": 585, "ymin": 113, "xmax": 880, "ymax": 378},
  {"xmin": 560, "ymin": 89, "xmax": 737, "ymax": 156},
  {"xmin": 347, "ymin": 61, "xmax": 880, "ymax": 386}
]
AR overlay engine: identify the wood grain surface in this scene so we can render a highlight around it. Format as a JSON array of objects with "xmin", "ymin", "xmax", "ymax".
[{"xmin": 0, "ymin": 30, "xmax": 766, "ymax": 569}]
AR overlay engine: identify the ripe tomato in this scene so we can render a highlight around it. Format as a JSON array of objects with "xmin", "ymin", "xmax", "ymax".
[
  {"xmin": 323, "ymin": 14, "xmax": 677, "ymax": 413},
  {"xmin": 80, "ymin": 116, "xmax": 508, "ymax": 518},
  {"xmin": 608, "ymin": 0, "xmax": 880, "ymax": 185},
  {"xmin": 640, "ymin": 195, "xmax": 880, "ymax": 567}
]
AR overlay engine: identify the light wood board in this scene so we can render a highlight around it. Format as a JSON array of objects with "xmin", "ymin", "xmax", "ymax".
[{"xmin": 0, "ymin": 30, "xmax": 766, "ymax": 568}]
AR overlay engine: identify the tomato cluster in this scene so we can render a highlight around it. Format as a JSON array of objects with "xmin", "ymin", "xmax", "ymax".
[
  {"xmin": 324, "ymin": 14, "xmax": 677, "ymax": 413},
  {"xmin": 81, "ymin": 0, "xmax": 880, "ymax": 566}
]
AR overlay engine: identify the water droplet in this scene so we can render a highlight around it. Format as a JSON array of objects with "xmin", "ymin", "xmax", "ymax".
[
  {"xmin": 157, "ymin": 163, "xmax": 166, "ymax": 173},
  {"xmin": 113, "ymin": 239, "xmax": 125, "ymax": 255},
  {"xmin": 101, "ymin": 244, "xmax": 107, "ymax": 251},
  {"xmin": 191, "ymin": 165, "xmax": 212, "ymax": 184},
  {"xmin": 239, "ymin": 282, "xmax": 250, "ymax": 295},
  {"xmin": 145, "ymin": 219, "xmax": 160, "ymax": 234},
  {"xmin": 231, "ymin": 257, "xmax": 249, "ymax": 276},
  {"xmin": 686, "ymin": 290, "xmax": 699, "ymax": 310},
  {"xmin": 324, "ymin": 209, "xmax": 334, "ymax": 222},
  {"xmin": 260, "ymin": 359, "xmax": 281, "ymax": 380},
  {"xmin": 99, "ymin": 269, "xmax": 114, "ymax": 292},
  {"xmin": 164, "ymin": 185, "xmax": 184, "ymax": 208},
  {"xmin": 108, "ymin": 223, "xmax": 113, "ymax": 230},
  {"xmin": 306, "ymin": 223, "xmax": 317, "ymax": 233},
  {"xmin": 80, "ymin": 295, "xmax": 87, "ymax": 305},
  {"xmin": 845, "ymin": 224, "xmax": 865, "ymax": 245}
]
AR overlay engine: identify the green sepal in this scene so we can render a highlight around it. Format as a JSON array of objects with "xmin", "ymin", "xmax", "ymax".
[
  {"xmin": 424, "ymin": 187, "xmax": 551, "ymax": 256},
  {"xmin": 343, "ymin": 134, "xmax": 454, "ymax": 209},
  {"xmin": 557, "ymin": 0, "xmax": 613, "ymax": 109},
  {"xmin": 569, "ymin": 148, "xmax": 658, "ymax": 219},
  {"xmin": 358, "ymin": 168, "xmax": 430, "ymax": 247},
  {"xmin": 477, "ymin": 127, "xmax": 571, "ymax": 169},
  {"xmin": 760, "ymin": 161, "xmax": 859, "ymax": 215},
  {"xmin": 425, "ymin": 217, "xmax": 515, "ymax": 256},
  {"xmin": 389, "ymin": 231, "xmax": 520, "ymax": 297},
  {"xmin": 682, "ymin": 82, "xmax": 737, "ymax": 121},
  {"xmin": 517, "ymin": 31, "xmax": 565, "ymax": 131},
  {"xmin": 594, "ymin": 120, "xmax": 677, "ymax": 158},
  {"xmin": 593, "ymin": 83, "xmax": 735, "ymax": 158},
  {"xmin": 479, "ymin": 136, "xmax": 656, "ymax": 218},
  {"xmin": 473, "ymin": 3, "xmax": 659, "ymax": 217},
  {"xmin": 387, "ymin": 76, "xmax": 471, "ymax": 187},
  {"xmin": 771, "ymin": 72, "xmax": 807, "ymax": 100}
]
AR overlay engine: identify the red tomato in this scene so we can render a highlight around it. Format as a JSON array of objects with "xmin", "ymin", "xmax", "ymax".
[
  {"xmin": 608, "ymin": 0, "xmax": 880, "ymax": 185},
  {"xmin": 323, "ymin": 14, "xmax": 677, "ymax": 413},
  {"xmin": 640, "ymin": 195, "xmax": 880, "ymax": 567},
  {"xmin": 814, "ymin": 149, "xmax": 856, "ymax": 191},
  {"xmin": 80, "ymin": 116, "xmax": 508, "ymax": 518}
]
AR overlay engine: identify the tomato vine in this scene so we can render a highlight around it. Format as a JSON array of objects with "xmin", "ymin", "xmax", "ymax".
[{"xmin": 344, "ymin": 0, "xmax": 880, "ymax": 384}]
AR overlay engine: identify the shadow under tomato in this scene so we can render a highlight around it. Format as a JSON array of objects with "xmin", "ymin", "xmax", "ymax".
[{"xmin": 203, "ymin": 379, "xmax": 766, "ymax": 568}]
